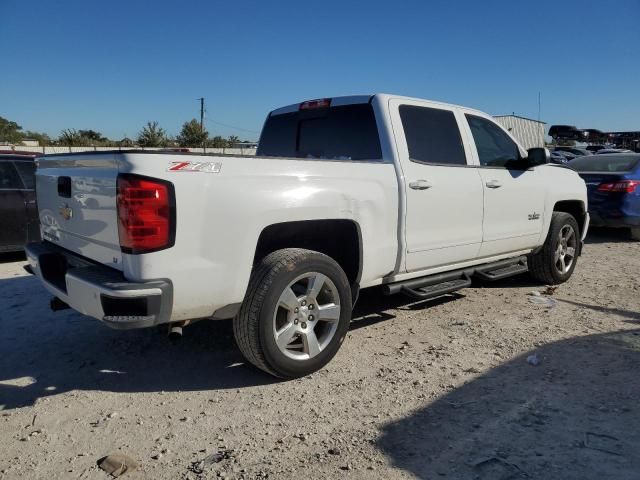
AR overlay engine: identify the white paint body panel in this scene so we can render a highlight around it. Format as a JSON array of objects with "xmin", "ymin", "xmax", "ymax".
[{"xmin": 33, "ymin": 93, "xmax": 588, "ymax": 324}]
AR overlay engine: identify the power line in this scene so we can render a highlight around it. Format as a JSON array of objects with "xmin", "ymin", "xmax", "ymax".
[{"xmin": 205, "ymin": 117, "xmax": 259, "ymax": 134}]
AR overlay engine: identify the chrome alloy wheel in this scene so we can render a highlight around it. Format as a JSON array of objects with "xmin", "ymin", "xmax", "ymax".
[
  {"xmin": 272, "ymin": 272, "xmax": 341, "ymax": 361},
  {"xmin": 555, "ymin": 224, "xmax": 577, "ymax": 274}
]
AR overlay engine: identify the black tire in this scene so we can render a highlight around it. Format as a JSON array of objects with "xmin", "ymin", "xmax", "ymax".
[
  {"xmin": 233, "ymin": 248, "xmax": 352, "ymax": 379},
  {"xmin": 529, "ymin": 212, "xmax": 580, "ymax": 285}
]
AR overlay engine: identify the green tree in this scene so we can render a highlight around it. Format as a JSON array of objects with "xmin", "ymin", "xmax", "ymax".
[
  {"xmin": 0, "ymin": 116, "xmax": 24, "ymax": 144},
  {"xmin": 58, "ymin": 129, "xmax": 84, "ymax": 146},
  {"xmin": 22, "ymin": 130, "xmax": 52, "ymax": 146},
  {"xmin": 227, "ymin": 135, "xmax": 240, "ymax": 146},
  {"xmin": 137, "ymin": 121, "xmax": 168, "ymax": 147},
  {"xmin": 57, "ymin": 128, "xmax": 113, "ymax": 146},
  {"xmin": 177, "ymin": 119, "xmax": 208, "ymax": 147},
  {"xmin": 119, "ymin": 137, "xmax": 134, "ymax": 147},
  {"xmin": 77, "ymin": 129, "xmax": 109, "ymax": 144},
  {"xmin": 208, "ymin": 135, "xmax": 229, "ymax": 148}
]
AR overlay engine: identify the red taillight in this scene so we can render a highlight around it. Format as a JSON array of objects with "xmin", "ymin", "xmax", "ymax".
[
  {"xmin": 597, "ymin": 180, "xmax": 640, "ymax": 193},
  {"xmin": 117, "ymin": 174, "xmax": 175, "ymax": 253},
  {"xmin": 299, "ymin": 98, "xmax": 331, "ymax": 110}
]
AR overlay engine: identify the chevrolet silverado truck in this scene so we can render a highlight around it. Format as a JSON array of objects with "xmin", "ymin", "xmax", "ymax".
[{"xmin": 25, "ymin": 94, "xmax": 589, "ymax": 378}]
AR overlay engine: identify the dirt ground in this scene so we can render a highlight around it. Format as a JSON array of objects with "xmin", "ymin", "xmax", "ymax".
[{"xmin": 1, "ymin": 228, "xmax": 639, "ymax": 480}]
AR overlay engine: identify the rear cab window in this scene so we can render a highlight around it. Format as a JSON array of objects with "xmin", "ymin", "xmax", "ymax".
[
  {"xmin": 399, "ymin": 105, "xmax": 467, "ymax": 165},
  {"xmin": 257, "ymin": 103, "xmax": 382, "ymax": 161},
  {"xmin": 13, "ymin": 161, "xmax": 36, "ymax": 189},
  {"xmin": 0, "ymin": 161, "xmax": 25, "ymax": 189}
]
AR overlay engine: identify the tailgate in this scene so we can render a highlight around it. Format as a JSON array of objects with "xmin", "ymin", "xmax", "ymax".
[{"xmin": 36, "ymin": 154, "xmax": 123, "ymax": 269}]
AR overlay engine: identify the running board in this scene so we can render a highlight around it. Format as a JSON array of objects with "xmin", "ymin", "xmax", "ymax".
[
  {"xmin": 474, "ymin": 258, "xmax": 528, "ymax": 281},
  {"xmin": 400, "ymin": 276, "xmax": 471, "ymax": 300},
  {"xmin": 383, "ymin": 256, "xmax": 529, "ymax": 299}
]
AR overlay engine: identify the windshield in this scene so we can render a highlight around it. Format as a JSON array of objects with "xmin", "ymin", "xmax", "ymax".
[
  {"xmin": 569, "ymin": 154, "xmax": 640, "ymax": 173},
  {"xmin": 257, "ymin": 103, "xmax": 382, "ymax": 161}
]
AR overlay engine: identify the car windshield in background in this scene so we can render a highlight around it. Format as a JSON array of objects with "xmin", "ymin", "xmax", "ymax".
[
  {"xmin": 568, "ymin": 154, "xmax": 640, "ymax": 173},
  {"xmin": 257, "ymin": 104, "xmax": 382, "ymax": 161}
]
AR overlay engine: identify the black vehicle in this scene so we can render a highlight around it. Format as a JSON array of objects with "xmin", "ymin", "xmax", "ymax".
[
  {"xmin": 0, "ymin": 152, "xmax": 40, "ymax": 252},
  {"xmin": 548, "ymin": 125, "xmax": 586, "ymax": 141}
]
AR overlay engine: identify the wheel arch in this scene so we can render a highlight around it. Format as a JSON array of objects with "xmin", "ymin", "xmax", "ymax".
[
  {"xmin": 553, "ymin": 200, "xmax": 587, "ymax": 237},
  {"xmin": 253, "ymin": 219, "xmax": 363, "ymax": 290}
]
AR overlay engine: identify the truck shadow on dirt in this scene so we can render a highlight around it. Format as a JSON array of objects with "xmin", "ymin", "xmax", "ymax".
[
  {"xmin": 585, "ymin": 227, "xmax": 634, "ymax": 244},
  {"xmin": 0, "ymin": 277, "xmax": 463, "ymax": 410},
  {"xmin": 377, "ymin": 328, "xmax": 640, "ymax": 480},
  {"xmin": 350, "ymin": 287, "xmax": 464, "ymax": 330},
  {"xmin": 0, "ymin": 274, "xmax": 275, "ymax": 410}
]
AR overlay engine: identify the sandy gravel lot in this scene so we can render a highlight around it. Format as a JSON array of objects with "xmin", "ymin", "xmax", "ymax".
[{"xmin": 1, "ymin": 229, "xmax": 639, "ymax": 479}]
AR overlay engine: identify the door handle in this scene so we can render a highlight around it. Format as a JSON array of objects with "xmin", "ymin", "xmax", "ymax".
[
  {"xmin": 485, "ymin": 180, "xmax": 503, "ymax": 189},
  {"xmin": 409, "ymin": 180, "xmax": 432, "ymax": 190}
]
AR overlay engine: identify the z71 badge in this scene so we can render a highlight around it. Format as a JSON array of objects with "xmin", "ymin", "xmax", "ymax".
[
  {"xmin": 167, "ymin": 161, "xmax": 222, "ymax": 173},
  {"xmin": 528, "ymin": 212, "xmax": 541, "ymax": 221}
]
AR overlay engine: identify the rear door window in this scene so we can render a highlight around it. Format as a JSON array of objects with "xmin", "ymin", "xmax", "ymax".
[
  {"xmin": 257, "ymin": 104, "xmax": 382, "ymax": 160},
  {"xmin": 399, "ymin": 105, "xmax": 467, "ymax": 165},
  {"xmin": 13, "ymin": 161, "xmax": 36, "ymax": 189},
  {"xmin": 466, "ymin": 114, "xmax": 523, "ymax": 168},
  {"xmin": 0, "ymin": 161, "xmax": 24, "ymax": 189}
]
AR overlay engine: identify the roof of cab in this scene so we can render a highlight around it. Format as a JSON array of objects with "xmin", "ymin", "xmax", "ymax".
[{"xmin": 268, "ymin": 93, "xmax": 489, "ymax": 118}]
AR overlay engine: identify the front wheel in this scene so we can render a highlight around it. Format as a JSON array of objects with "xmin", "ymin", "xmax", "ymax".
[
  {"xmin": 233, "ymin": 248, "xmax": 352, "ymax": 379},
  {"xmin": 529, "ymin": 212, "xmax": 580, "ymax": 285}
]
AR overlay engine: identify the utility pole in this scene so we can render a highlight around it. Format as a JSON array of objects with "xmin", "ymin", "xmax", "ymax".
[
  {"xmin": 537, "ymin": 92, "xmax": 541, "ymax": 123},
  {"xmin": 199, "ymin": 97, "xmax": 205, "ymax": 133},
  {"xmin": 199, "ymin": 97, "xmax": 205, "ymax": 152}
]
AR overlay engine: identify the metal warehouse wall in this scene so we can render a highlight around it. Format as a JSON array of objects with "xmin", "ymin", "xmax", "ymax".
[{"xmin": 494, "ymin": 116, "xmax": 545, "ymax": 150}]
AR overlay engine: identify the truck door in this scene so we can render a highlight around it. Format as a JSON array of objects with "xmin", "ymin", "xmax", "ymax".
[
  {"xmin": 390, "ymin": 99, "xmax": 484, "ymax": 272},
  {"xmin": 0, "ymin": 161, "xmax": 28, "ymax": 250},
  {"xmin": 463, "ymin": 114, "xmax": 545, "ymax": 257}
]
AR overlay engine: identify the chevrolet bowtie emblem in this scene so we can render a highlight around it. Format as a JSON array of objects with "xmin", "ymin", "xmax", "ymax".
[{"xmin": 59, "ymin": 204, "xmax": 73, "ymax": 220}]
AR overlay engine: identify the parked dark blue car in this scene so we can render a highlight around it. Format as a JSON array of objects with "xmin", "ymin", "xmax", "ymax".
[{"xmin": 569, "ymin": 153, "xmax": 640, "ymax": 240}]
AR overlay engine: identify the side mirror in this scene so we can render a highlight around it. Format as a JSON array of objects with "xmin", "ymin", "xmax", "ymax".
[{"xmin": 527, "ymin": 147, "xmax": 550, "ymax": 167}]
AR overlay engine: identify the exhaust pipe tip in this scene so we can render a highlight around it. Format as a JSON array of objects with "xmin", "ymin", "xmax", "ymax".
[{"xmin": 168, "ymin": 325, "xmax": 183, "ymax": 343}]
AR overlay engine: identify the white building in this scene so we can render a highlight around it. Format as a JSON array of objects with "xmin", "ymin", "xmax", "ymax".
[{"xmin": 494, "ymin": 115, "xmax": 545, "ymax": 150}]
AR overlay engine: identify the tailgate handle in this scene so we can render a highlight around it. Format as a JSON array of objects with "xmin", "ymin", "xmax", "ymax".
[{"xmin": 57, "ymin": 177, "xmax": 72, "ymax": 198}]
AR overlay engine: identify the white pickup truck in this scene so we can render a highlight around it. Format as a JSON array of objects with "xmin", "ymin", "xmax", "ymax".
[{"xmin": 26, "ymin": 94, "xmax": 589, "ymax": 378}]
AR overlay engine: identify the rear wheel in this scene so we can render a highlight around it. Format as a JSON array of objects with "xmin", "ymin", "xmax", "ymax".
[
  {"xmin": 529, "ymin": 212, "xmax": 580, "ymax": 285},
  {"xmin": 233, "ymin": 248, "xmax": 352, "ymax": 379}
]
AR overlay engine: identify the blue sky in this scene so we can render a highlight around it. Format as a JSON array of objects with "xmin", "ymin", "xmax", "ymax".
[{"xmin": 1, "ymin": 0, "xmax": 638, "ymax": 140}]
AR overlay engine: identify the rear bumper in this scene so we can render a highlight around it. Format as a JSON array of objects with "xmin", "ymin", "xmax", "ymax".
[
  {"xmin": 589, "ymin": 210, "xmax": 640, "ymax": 228},
  {"xmin": 25, "ymin": 241, "xmax": 173, "ymax": 329}
]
